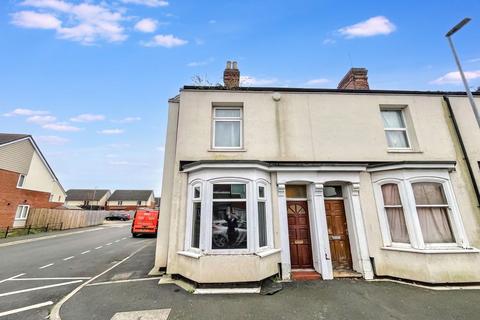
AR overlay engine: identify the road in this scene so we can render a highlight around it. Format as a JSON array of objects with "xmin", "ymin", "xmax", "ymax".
[{"xmin": 0, "ymin": 222, "xmax": 155, "ymax": 319}]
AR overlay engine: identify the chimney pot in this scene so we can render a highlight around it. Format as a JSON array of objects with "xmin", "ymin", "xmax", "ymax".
[
  {"xmin": 223, "ymin": 60, "xmax": 240, "ymax": 89},
  {"xmin": 337, "ymin": 68, "xmax": 370, "ymax": 90}
]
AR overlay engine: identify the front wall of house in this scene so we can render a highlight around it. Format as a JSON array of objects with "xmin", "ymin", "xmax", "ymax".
[
  {"xmin": 155, "ymin": 90, "xmax": 480, "ymax": 283},
  {"xmin": 0, "ymin": 169, "xmax": 62, "ymax": 228},
  {"xmin": 0, "ymin": 139, "xmax": 34, "ymax": 175},
  {"xmin": 22, "ymin": 152, "xmax": 66, "ymax": 202},
  {"xmin": 177, "ymin": 91, "xmax": 456, "ymax": 162}
]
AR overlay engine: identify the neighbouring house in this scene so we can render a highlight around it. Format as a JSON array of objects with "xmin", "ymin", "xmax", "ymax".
[
  {"xmin": 65, "ymin": 189, "xmax": 111, "ymax": 210},
  {"xmin": 155, "ymin": 197, "xmax": 161, "ymax": 210},
  {"xmin": 153, "ymin": 61, "xmax": 480, "ymax": 285},
  {"xmin": 106, "ymin": 190, "xmax": 155, "ymax": 211},
  {"xmin": 0, "ymin": 133, "xmax": 66, "ymax": 228}
]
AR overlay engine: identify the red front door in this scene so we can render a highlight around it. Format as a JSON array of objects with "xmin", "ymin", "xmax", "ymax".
[{"xmin": 287, "ymin": 201, "xmax": 313, "ymax": 269}]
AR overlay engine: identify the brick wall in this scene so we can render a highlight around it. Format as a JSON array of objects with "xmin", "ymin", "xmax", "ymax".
[{"xmin": 0, "ymin": 169, "xmax": 62, "ymax": 228}]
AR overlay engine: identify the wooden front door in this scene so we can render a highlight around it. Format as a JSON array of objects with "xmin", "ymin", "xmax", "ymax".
[
  {"xmin": 325, "ymin": 200, "xmax": 353, "ymax": 270},
  {"xmin": 287, "ymin": 201, "xmax": 313, "ymax": 269}
]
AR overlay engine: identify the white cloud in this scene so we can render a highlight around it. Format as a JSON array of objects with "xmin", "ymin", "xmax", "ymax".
[
  {"xmin": 134, "ymin": 18, "xmax": 158, "ymax": 33},
  {"xmin": 36, "ymin": 135, "xmax": 69, "ymax": 145},
  {"xmin": 467, "ymin": 58, "xmax": 480, "ymax": 63},
  {"xmin": 322, "ymin": 38, "xmax": 336, "ymax": 45},
  {"xmin": 16, "ymin": 0, "xmax": 128, "ymax": 44},
  {"xmin": 156, "ymin": 146, "xmax": 165, "ymax": 152},
  {"xmin": 338, "ymin": 16, "xmax": 396, "ymax": 38},
  {"xmin": 3, "ymin": 108, "xmax": 49, "ymax": 117},
  {"xmin": 430, "ymin": 70, "xmax": 480, "ymax": 85},
  {"xmin": 43, "ymin": 122, "xmax": 82, "ymax": 131},
  {"xmin": 98, "ymin": 128, "xmax": 124, "ymax": 135},
  {"xmin": 306, "ymin": 78, "xmax": 330, "ymax": 86},
  {"xmin": 112, "ymin": 116, "xmax": 141, "ymax": 123},
  {"xmin": 142, "ymin": 34, "xmax": 188, "ymax": 48},
  {"xmin": 240, "ymin": 76, "xmax": 278, "ymax": 86},
  {"xmin": 11, "ymin": 11, "xmax": 62, "ymax": 29},
  {"xmin": 121, "ymin": 0, "xmax": 169, "ymax": 7},
  {"xmin": 70, "ymin": 113, "xmax": 105, "ymax": 122},
  {"xmin": 26, "ymin": 115, "xmax": 57, "ymax": 124},
  {"xmin": 187, "ymin": 58, "xmax": 214, "ymax": 67}
]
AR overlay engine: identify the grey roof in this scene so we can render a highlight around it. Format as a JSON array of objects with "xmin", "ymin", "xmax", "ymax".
[
  {"xmin": 66, "ymin": 189, "xmax": 110, "ymax": 201},
  {"xmin": 108, "ymin": 190, "xmax": 154, "ymax": 201},
  {"xmin": 0, "ymin": 133, "xmax": 30, "ymax": 145}
]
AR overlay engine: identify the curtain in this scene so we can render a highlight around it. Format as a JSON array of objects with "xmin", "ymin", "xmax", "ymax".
[
  {"xmin": 381, "ymin": 184, "xmax": 410, "ymax": 243},
  {"xmin": 413, "ymin": 183, "xmax": 454, "ymax": 243},
  {"xmin": 385, "ymin": 131, "xmax": 409, "ymax": 148},
  {"xmin": 215, "ymin": 121, "xmax": 240, "ymax": 147},
  {"xmin": 381, "ymin": 110, "xmax": 405, "ymax": 128}
]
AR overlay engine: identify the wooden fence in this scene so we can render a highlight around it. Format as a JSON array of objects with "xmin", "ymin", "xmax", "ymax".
[{"xmin": 26, "ymin": 209, "xmax": 107, "ymax": 230}]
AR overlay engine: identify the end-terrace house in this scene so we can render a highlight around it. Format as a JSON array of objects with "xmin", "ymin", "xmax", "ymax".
[
  {"xmin": 0, "ymin": 134, "xmax": 66, "ymax": 228},
  {"xmin": 106, "ymin": 190, "xmax": 155, "ymax": 211},
  {"xmin": 65, "ymin": 189, "xmax": 111, "ymax": 210},
  {"xmin": 154, "ymin": 61, "xmax": 480, "ymax": 285}
]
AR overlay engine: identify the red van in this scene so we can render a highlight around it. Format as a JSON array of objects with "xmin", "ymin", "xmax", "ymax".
[{"xmin": 131, "ymin": 209, "xmax": 159, "ymax": 237}]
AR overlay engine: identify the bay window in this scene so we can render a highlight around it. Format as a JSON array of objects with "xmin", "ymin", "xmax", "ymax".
[
  {"xmin": 381, "ymin": 184, "xmax": 409, "ymax": 243},
  {"xmin": 185, "ymin": 172, "xmax": 273, "ymax": 255}
]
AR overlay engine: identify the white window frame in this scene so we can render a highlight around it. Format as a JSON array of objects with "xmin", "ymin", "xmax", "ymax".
[
  {"xmin": 118, "ymin": 201, "xmax": 123, "ymax": 205},
  {"xmin": 17, "ymin": 174, "xmax": 26, "ymax": 188},
  {"xmin": 373, "ymin": 170, "xmax": 470, "ymax": 251},
  {"xmin": 380, "ymin": 108, "xmax": 411, "ymax": 150},
  {"xmin": 184, "ymin": 174, "xmax": 273, "ymax": 255},
  {"xmin": 212, "ymin": 106, "xmax": 243, "ymax": 150},
  {"xmin": 15, "ymin": 205, "xmax": 30, "ymax": 220}
]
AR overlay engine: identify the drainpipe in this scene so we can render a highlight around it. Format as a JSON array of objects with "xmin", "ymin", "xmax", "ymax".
[{"xmin": 443, "ymin": 95, "xmax": 480, "ymax": 207}]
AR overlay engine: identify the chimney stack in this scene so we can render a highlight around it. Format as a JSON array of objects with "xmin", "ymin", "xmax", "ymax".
[
  {"xmin": 223, "ymin": 60, "xmax": 240, "ymax": 89},
  {"xmin": 337, "ymin": 68, "xmax": 369, "ymax": 90}
]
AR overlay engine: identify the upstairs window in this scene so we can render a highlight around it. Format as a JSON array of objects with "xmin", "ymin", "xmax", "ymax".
[
  {"xmin": 381, "ymin": 109, "xmax": 410, "ymax": 149},
  {"xmin": 212, "ymin": 107, "xmax": 242, "ymax": 149},
  {"xmin": 17, "ymin": 174, "xmax": 25, "ymax": 188},
  {"xmin": 137, "ymin": 200, "xmax": 142, "ymax": 206},
  {"xmin": 118, "ymin": 201, "xmax": 123, "ymax": 205}
]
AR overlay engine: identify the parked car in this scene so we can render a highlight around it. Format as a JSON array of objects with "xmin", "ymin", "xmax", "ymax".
[
  {"xmin": 105, "ymin": 211, "xmax": 131, "ymax": 221},
  {"xmin": 131, "ymin": 209, "xmax": 159, "ymax": 237}
]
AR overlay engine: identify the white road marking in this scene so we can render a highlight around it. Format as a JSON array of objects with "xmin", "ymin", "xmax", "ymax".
[
  {"xmin": 81, "ymin": 250, "xmax": 91, "ymax": 254},
  {"xmin": 63, "ymin": 256, "xmax": 74, "ymax": 261},
  {"xmin": 106, "ymin": 242, "xmax": 113, "ymax": 246},
  {"xmin": 114, "ymin": 240, "xmax": 120, "ymax": 243},
  {"xmin": 0, "ymin": 280, "xmax": 83, "ymax": 297},
  {"xmin": 10, "ymin": 277, "xmax": 91, "ymax": 281},
  {"xmin": 121, "ymin": 237, "xmax": 127, "ymax": 240},
  {"xmin": 87, "ymin": 277, "xmax": 162, "ymax": 287},
  {"xmin": 95, "ymin": 246, "xmax": 103, "ymax": 249},
  {"xmin": 49, "ymin": 241, "xmax": 150, "ymax": 320},
  {"xmin": 0, "ymin": 301, "xmax": 53, "ymax": 317},
  {"xmin": 111, "ymin": 309, "xmax": 171, "ymax": 320},
  {"xmin": 39, "ymin": 263, "xmax": 54, "ymax": 269},
  {"xmin": 0, "ymin": 273, "xmax": 26, "ymax": 284}
]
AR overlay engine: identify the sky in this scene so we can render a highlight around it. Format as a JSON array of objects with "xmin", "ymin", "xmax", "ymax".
[{"xmin": 1, "ymin": 0, "xmax": 479, "ymax": 195}]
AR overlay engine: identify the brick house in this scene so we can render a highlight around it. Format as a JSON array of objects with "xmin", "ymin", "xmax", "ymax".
[
  {"xmin": 106, "ymin": 190, "xmax": 155, "ymax": 211},
  {"xmin": 0, "ymin": 134, "xmax": 66, "ymax": 228}
]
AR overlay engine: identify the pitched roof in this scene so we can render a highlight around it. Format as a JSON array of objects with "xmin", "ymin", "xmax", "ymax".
[
  {"xmin": 66, "ymin": 189, "xmax": 110, "ymax": 201},
  {"xmin": 0, "ymin": 133, "xmax": 30, "ymax": 146},
  {"xmin": 108, "ymin": 190, "xmax": 154, "ymax": 201}
]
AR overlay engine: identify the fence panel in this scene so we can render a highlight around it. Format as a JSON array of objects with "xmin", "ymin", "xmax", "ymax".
[{"xmin": 26, "ymin": 209, "xmax": 106, "ymax": 230}]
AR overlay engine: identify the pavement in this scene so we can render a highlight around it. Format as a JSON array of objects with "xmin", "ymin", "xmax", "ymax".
[{"xmin": 2, "ymin": 222, "xmax": 480, "ymax": 319}]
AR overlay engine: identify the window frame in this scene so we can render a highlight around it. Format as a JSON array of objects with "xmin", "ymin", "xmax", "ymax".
[
  {"xmin": 117, "ymin": 200, "xmax": 123, "ymax": 206},
  {"xmin": 15, "ymin": 205, "xmax": 30, "ymax": 220},
  {"xmin": 17, "ymin": 174, "xmax": 26, "ymax": 188},
  {"xmin": 380, "ymin": 108, "xmax": 412, "ymax": 150},
  {"xmin": 184, "ymin": 176, "xmax": 274, "ymax": 255},
  {"xmin": 373, "ymin": 171, "xmax": 470, "ymax": 251},
  {"xmin": 212, "ymin": 106, "xmax": 243, "ymax": 150}
]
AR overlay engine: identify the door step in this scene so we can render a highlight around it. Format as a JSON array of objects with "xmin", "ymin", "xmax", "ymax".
[
  {"xmin": 291, "ymin": 270, "xmax": 322, "ymax": 281},
  {"xmin": 333, "ymin": 270, "xmax": 362, "ymax": 278}
]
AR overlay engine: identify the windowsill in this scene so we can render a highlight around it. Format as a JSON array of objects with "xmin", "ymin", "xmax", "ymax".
[
  {"xmin": 381, "ymin": 246, "xmax": 480, "ymax": 254},
  {"xmin": 208, "ymin": 148, "xmax": 247, "ymax": 152},
  {"xmin": 14, "ymin": 218, "xmax": 27, "ymax": 221},
  {"xmin": 255, "ymin": 248, "xmax": 281, "ymax": 258},
  {"xmin": 177, "ymin": 251, "xmax": 202, "ymax": 259},
  {"xmin": 387, "ymin": 149, "xmax": 422, "ymax": 154}
]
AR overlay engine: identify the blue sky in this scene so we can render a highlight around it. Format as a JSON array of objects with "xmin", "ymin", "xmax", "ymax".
[{"xmin": 1, "ymin": 0, "xmax": 479, "ymax": 194}]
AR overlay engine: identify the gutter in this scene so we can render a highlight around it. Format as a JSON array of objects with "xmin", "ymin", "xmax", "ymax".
[{"xmin": 443, "ymin": 95, "xmax": 480, "ymax": 206}]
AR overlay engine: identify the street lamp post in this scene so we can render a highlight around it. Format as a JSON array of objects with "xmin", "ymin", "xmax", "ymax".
[{"xmin": 445, "ymin": 18, "xmax": 480, "ymax": 127}]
